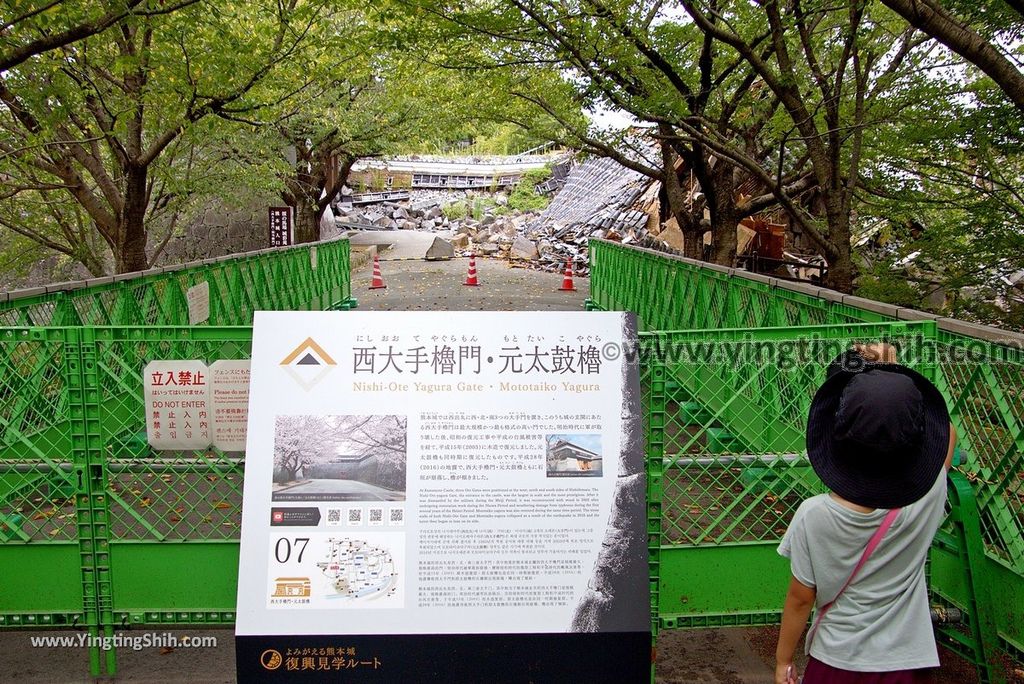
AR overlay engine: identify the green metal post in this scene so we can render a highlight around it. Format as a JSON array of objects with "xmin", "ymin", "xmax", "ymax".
[
  {"xmin": 944, "ymin": 472, "xmax": 1001, "ymax": 683},
  {"xmin": 646, "ymin": 354, "xmax": 666, "ymax": 684},
  {"xmin": 65, "ymin": 328, "xmax": 103, "ymax": 675}
]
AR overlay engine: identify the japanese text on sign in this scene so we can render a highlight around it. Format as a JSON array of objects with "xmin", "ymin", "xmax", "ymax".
[
  {"xmin": 351, "ymin": 343, "xmax": 602, "ymax": 375},
  {"xmin": 269, "ymin": 207, "xmax": 294, "ymax": 247}
]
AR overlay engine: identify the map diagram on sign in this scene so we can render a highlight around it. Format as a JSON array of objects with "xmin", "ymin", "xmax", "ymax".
[{"xmin": 316, "ymin": 538, "xmax": 398, "ymax": 600}]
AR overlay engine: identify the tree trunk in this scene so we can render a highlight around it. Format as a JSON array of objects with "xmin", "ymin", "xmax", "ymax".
[
  {"xmin": 707, "ymin": 176, "xmax": 738, "ymax": 266},
  {"xmin": 115, "ymin": 165, "xmax": 150, "ymax": 273},
  {"xmin": 823, "ymin": 208, "xmax": 854, "ymax": 293},
  {"xmin": 293, "ymin": 195, "xmax": 319, "ymax": 244},
  {"xmin": 659, "ymin": 134, "xmax": 704, "ymax": 261},
  {"xmin": 825, "ymin": 243, "xmax": 853, "ymax": 292},
  {"xmin": 314, "ymin": 202, "xmax": 330, "ymax": 238},
  {"xmin": 709, "ymin": 212, "xmax": 738, "ymax": 266},
  {"xmin": 698, "ymin": 159, "xmax": 740, "ymax": 266}
]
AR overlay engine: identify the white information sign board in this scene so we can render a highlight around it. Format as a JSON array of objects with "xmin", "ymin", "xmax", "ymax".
[
  {"xmin": 186, "ymin": 281, "xmax": 210, "ymax": 325},
  {"xmin": 234, "ymin": 311, "xmax": 648, "ymax": 682},
  {"xmin": 210, "ymin": 360, "xmax": 251, "ymax": 451}
]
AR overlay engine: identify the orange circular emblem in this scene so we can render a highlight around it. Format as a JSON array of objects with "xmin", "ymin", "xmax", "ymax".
[{"xmin": 261, "ymin": 649, "xmax": 283, "ymax": 670}]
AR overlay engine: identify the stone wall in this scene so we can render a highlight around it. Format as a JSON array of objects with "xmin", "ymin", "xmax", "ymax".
[{"xmin": 153, "ymin": 198, "xmax": 278, "ymax": 267}]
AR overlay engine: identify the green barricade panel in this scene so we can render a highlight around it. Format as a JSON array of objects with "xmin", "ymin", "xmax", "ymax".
[
  {"xmin": 640, "ymin": 322, "xmax": 937, "ymax": 625},
  {"xmin": 88, "ymin": 329, "xmax": 251, "ymax": 622},
  {"xmin": 593, "ymin": 239, "xmax": 1024, "ymax": 678},
  {"xmin": 0, "ymin": 330, "xmax": 84, "ymax": 625},
  {"xmin": 0, "ymin": 238, "xmax": 352, "ymax": 328}
]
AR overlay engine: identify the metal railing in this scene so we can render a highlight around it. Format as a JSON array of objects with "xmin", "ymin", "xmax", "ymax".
[
  {"xmin": 0, "ymin": 237, "xmax": 356, "ymax": 676},
  {"xmin": 0, "ymin": 236, "xmax": 356, "ymax": 327},
  {"xmin": 0, "ymin": 327, "xmax": 254, "ymax": 677}
]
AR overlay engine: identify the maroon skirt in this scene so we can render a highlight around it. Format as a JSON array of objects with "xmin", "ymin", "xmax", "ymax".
[{"xmin": 803, "ymin": 656, "xmax": 937, "ymax": 683}]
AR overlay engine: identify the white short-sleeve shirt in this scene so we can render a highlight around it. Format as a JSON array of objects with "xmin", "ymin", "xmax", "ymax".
[{"xmin": 778, "ymin": 469, "xmax": 948, "ymax": 671}]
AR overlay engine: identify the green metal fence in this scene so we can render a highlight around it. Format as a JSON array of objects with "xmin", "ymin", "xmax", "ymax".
[
  {"xmin": 2, "ymin": 235, "xmax": 1021, "ymax": 680},
  {"xmin": 0, "ymin": 237, "xmax": 353, "ymax": 675},
  {"xmin": 0, "ymin": 326, "xmax": 254, "ymax": 675},
  {"xmin": 592, "ymin": 239, "xmax": 1024, "ymax": 681},
  {"xmin": 4, "ymin": 320, "xmax": 1009, "ymax": 680},
  {"xmin": 0, "ymin": 236, "xmax": 356, "ymax": 327}
]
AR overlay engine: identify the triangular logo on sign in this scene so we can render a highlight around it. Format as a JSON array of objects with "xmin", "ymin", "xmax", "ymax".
[
  {"xmin": 280, "ymin": 338, "xmax": 336, "ymax": 366},
  {"xmin": 280, "ymin": 338, "xmax": 336, "ymax": 390}
]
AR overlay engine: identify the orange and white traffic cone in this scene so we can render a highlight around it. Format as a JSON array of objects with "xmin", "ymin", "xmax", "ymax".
[
  {"xmin": 369, "ymin": 253, "xmax": 387, "ymax": 290},
  {"xmin": 558, "ymin": 258, "xmax": 577, "ymax": 291},
  {"xmin": 463, "ymin": 253, "xmax": 480, "ymax": 286}
]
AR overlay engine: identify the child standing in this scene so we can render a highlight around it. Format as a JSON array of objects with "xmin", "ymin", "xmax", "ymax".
[{"xmin": 775, "ymin": 348, "xmax": 956, "ymax": 683}]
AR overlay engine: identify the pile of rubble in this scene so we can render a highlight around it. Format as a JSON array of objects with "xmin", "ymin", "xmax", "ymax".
[
  {"xmin": 332, "ymin": 194, "xmax": 598, "ymax": 273},
  {"xmin": 332, "ymin": 150, "xmax": 669, "ymax": 274},
  {"xmin": 333, "ymin": 199, "xmax": 652, "ymax": 277},
  {"xmin": 446, "ymin": 213, "xmax": 593, "ymax": 275},
  {"xmin": 334, "ymin": 200, "xmax": 452, "ymax": 232},
  {"xmin": 479, "ymin": 152, "xmax": 663, "ymax": 273}
]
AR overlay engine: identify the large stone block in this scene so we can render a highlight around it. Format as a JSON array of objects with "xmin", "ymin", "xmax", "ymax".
[
  {"xmin": 425, "ymin": 237, "xmax": 455, "ymax": 261},
  {"xmin": 511, "ymin": 235, "xmax": 539, "ymax": 260}
]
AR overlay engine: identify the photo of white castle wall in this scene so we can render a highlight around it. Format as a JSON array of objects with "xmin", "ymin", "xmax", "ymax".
[
  {"xmin": 546, "ymin": 434, "xmax": 603, "ymax": 477},
  {"xmin": 272, "ymin": 415, "xmax": 407, "ymax": 502}
]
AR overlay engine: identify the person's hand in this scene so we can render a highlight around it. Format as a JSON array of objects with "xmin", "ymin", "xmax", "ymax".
[
  {"xmin": 775, "ymin": 662, "xmax": 798, "ymax": 684},
  {"xmin": 854, "ymin": 342, "xmax": 897, "ymax": 363}
]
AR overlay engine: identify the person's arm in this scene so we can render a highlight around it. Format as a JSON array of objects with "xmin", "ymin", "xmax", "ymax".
[
  {"xmin": 775, "ymin": 575, "xmax": 816, "ymax": 684},
  {"xmin": 944, "ymin": 422, "xmax": 957, "ymax": 471}
]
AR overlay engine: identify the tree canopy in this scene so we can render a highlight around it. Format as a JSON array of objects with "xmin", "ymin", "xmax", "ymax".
[{"xmin": 2, "ymin": 0, "xmax": 1023, "ymax": 327}]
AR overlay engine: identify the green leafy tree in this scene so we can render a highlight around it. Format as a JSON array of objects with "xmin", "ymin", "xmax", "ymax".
[
  {"xmin": 678, "ymin": 0, "xmax": 939, "ymax": 291},
  {"xmin": 878, "ymin": 0, "xmax": 1024, "ymax": 113},
  {"xmin": 0, "ymin": 0, "xmax": 199, "ymax": 72},
  {"xmin": 856, "ymin": 77, "xmax": 1024, "ymax": 329},
  {"xmin": 398, "ymin": 0, "xmax": 831, "ymax": 268},
  {"xmin": 268, "ymin": 53, "xmax": 466, "ymax": 242},
  {"xmin": 0, "ymin": 0, "xmax": 331, "ymax": 273}
]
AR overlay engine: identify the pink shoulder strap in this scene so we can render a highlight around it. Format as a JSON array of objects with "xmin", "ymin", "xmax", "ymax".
[{"xmin": 805, "ymin": 507, "xmax": 901, "ymax": 650}]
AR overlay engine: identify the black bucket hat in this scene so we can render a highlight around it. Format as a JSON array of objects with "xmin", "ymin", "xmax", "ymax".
[{"xmin": 806, "ymin": 351, "xmax": 951, "ymax": 509}]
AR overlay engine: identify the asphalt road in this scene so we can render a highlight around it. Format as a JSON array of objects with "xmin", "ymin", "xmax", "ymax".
[
  {"xmin": 346, "ymin": 229, "xmax": 589, "ymax": 312},
  {"xmin": 273, "ymin": 479, "xmax": 404, "ymax": 501}
]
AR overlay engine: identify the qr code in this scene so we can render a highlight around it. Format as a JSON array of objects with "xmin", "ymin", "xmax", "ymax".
[
  {"xmin": 389, "ymin": 508, "xmax": 404, "ymax": 526},
  {"xmin": 368, "ymin": 508, "xmax": 383, "ymax": 526},
  {"xmin": 326, "ymin": 509, "xmax": 341, "ymax": 526},
  {"xmin": 347, "ymin": 508, "xmax": 362, "ymax": 525}
]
